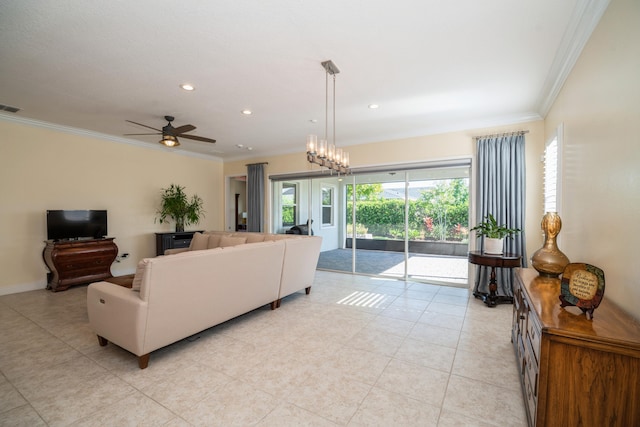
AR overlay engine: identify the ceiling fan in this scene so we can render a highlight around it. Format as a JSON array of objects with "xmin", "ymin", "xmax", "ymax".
[{"xmin": 125, "ymin": 115, "xmax": 216, "ymax": 147}]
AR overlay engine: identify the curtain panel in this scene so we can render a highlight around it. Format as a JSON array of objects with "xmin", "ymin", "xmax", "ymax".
[
  {"xmin": 247, "ymin": 163, "xmax": 265, "ymax": 232},
  {"xmin": 475, "ymin": 133, "xmax": 527, "ymax": 297}
]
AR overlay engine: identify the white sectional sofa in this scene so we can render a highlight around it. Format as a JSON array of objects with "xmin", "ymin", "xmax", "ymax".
[{"xmin": 87, "ymin": 232, "xmax": 321, "ymax": 369}]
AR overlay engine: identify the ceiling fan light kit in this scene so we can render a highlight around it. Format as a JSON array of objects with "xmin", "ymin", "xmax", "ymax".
[
  {"xmin": 306, "ymin": 60, "xmax": 350, "ymax": 175},
  {"xmin": 160, "ymin": 135, "xmax": 179, "ymax": 147}
]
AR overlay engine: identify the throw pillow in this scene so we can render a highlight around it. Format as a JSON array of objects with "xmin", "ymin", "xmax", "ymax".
[
  {"xmin": 219, "ymin": 235, "xmax": 247, "ymax": 247},
  {"xmin": 131, "ymin": 259, "xmax": 150, "ymax": 291},
  {"xmin": 207, "ymin": 234, "xmax": 223, "ymax": 249},
  {"xmin": 189, "ymin": 232, "xmax": 209, "ymax": 251}
]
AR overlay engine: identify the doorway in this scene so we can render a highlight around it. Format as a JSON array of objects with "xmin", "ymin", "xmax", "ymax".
[{"xmin": 227, "ymin": 175, "xmax": 247, "ymax": 232}]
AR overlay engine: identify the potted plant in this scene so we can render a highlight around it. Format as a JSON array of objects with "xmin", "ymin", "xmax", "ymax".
[
  {"xmin": 156, "ymin": 184, "xmax": 205, "ymax": 232},
  {"xmin": 470, "ymin": 213, "xmax": 520, "ymax": 254}
]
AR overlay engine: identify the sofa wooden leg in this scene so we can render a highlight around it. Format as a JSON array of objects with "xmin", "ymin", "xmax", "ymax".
[
  {"xmin": 138, "ymin": 354, "xmax": 150, "ymax": 369},
  {"xmin": 271, "ymin": 299, "xmax": 282, "ymax": 310},
  {"xmin": 305, "ymin": 286, "xmax": 311, "ymax": 295},
  {"xmin": 97, "ymin": 335, "xmax": 108, "ymax": 346}
]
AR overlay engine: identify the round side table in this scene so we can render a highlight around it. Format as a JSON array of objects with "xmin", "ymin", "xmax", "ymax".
[{"xmin": 468, "ymin": 250, "xmax": 522, "ymax": 307}]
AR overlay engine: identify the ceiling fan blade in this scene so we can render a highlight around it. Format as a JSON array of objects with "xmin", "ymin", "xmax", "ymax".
[
  {"xmin": 179, "ymin": 134, "xmax": 217, "ymax": 143},
  {"xmin": 124, "ymin": 132, "xmax": 161, "ymax": 136},
  {"xmin": 172, "ymin": 124, "xmax": 196, "ymax": 135},
  {"xmin": 125, "ymin": 120, "xmax": 161, "ymax": 132}
]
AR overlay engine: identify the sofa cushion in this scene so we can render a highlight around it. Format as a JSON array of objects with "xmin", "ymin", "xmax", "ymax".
[
  {"xmin": 244, "ymin": 233, "xmax": 266, "ymax": 243},
  {"xmin": 220, "ymin": 235, "xmax": 247, "ymax": 247},
  {"xmin": 207, "ymin": 234, "xmax": 223, "ymax": 249},
  {"xmin": 189, "ymin": 232, "xmax": 209, "ymax": 251},
  {"xmin": 131, "ymin": 259, "xmax": 150, "ymax": 291},
  {"xmin": 274, "ymin": 234, "xmax": 300, "ymax": 240}
]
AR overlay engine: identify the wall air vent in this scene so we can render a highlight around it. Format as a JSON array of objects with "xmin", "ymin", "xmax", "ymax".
[{"xmin": 0, "ymin": 104, "xmax": 21, "ymax": 113}]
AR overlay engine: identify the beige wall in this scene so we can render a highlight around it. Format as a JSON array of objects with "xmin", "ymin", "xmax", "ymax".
[
  {"xmin": 545, "ymin": 0, "xmax": 640, "ymax": 319},
  {"xmin": 6, "ymin": 0, "xmax": 636, "ymax": 322},
  {"xmin": 225, "ymin": 120, "xmax": 546, "ymax": 262},
  {"xmin": 0, "ymin": 120, "xmax": 224, "ymax": 294}
]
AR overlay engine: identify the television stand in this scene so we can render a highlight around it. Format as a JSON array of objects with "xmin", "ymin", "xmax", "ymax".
[{"xmin": 43, "ymin": 238, "xmax": 118, "ymax": 292}]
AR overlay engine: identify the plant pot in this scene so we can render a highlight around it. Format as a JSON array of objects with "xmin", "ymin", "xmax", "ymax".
[{"xmin": 484, "ymin": 237, "xmax": 504, "ymax": 254}]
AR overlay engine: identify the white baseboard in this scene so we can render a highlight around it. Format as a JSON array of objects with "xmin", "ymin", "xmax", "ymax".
[
  {"xmin": 0, "ymin": 280, "xmax": 47, "ymax": 296},
  {"xmin": 0, "ymin": 269, "xmax": 137, "ymax": 296}
]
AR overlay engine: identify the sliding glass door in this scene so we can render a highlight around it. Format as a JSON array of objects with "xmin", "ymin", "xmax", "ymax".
[
  {"xmin": 271, "ymin": 161, "xmax": 470, "ymax": 286},
  {"xmin": 347, "ymin": 173, "xmax": 407, "ymax": 278},
  {"xmin": 405, "ymin": 169, "xmax": 469, "ymax": 284}
]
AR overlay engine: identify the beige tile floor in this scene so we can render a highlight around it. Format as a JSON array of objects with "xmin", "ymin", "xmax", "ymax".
[{"xmin": 0, "ymin": 271, "xmax": 527, "ymax": 426}]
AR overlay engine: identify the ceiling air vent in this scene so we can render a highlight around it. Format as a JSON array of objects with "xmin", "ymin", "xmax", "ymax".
[{"xmin": 0, "ymin": 104, "xmax": 21, "ymax": 113}]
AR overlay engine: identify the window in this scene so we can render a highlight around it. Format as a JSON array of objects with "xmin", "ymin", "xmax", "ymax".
[
  {"xmin": 544, "ymin": 124, "xmax": 563, "ymax": 213},
  {"xmin": 321, "ymin": 186, "xmax": 334, "ymax": 226},
  {"xmin": 281, "ymin": 183, "xmax": 297, "ymax": 226}
]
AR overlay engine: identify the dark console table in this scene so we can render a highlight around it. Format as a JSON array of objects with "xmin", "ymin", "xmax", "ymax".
[
  {"xmin": 468, "ymin": 250, "xmax": 521, "ymax": 307},
  {"xmin": 155, "ymin": 231, "xmax": 203, "ymax": 256},
  {"xmin": 43, "ymin": 238, "xmax": 118, "ymax": 292}
]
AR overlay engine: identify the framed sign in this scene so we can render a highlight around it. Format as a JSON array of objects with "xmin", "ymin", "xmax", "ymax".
[{"xmin": 559, "ymin": 263, "xmax": 605, "ymax": 319}]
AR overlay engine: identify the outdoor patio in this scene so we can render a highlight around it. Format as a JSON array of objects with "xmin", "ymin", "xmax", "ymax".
[{"xmin": 317, "ymin": 249, "xmax": 469, "ymax": 287}]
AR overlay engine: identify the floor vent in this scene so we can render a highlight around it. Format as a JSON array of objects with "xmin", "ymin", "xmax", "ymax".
[{"xmin": 0, "ymin": 104, "xmax": 21, "ymax": 113}]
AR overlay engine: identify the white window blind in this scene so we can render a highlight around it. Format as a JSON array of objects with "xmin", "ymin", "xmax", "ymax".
[{"xmin": 544, "ymin": 133, "xmax": 560, "ymax": 213}]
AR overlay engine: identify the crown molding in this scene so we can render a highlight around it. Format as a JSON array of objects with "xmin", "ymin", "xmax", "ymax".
[
  {"xmin": 0, "ymin": 113, "xmax": 223, "ymax": 163},
  {"xmin": 536, "ymin": 0, "xmax": 611, "ymax": 117}
]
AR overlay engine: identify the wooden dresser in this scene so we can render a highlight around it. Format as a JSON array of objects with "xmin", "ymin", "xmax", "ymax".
[
  {"xmin": 43, "ymin": 238, "xmax": 118, "ymax": 292},
  {"xmin": 512, "ymin": 268, "xmax": 640, "ymax": 426}
]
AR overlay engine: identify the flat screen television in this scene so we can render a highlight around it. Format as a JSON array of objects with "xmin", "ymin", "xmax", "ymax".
[{"xmin": 46, "ymin": 210, "xmax": 108, "ymax": 241}]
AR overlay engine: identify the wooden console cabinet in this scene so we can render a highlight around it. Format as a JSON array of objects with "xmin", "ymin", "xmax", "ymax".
[
  {"xmin": 512, "ymin": 268, "xmax": 640, "ymax": 426},
  {"xmin": 43, "ymin": 238, "xmax": 118, "ymax": 292}
]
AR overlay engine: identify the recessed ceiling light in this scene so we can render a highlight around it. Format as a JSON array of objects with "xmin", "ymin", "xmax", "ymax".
[
  {"xmin": 309, "ymin": 119, "xmax": 318, "ymax": 123},
  {"xmin": 368, "ymin": 104, "xmax": 379, "ymax": 109},
  {"xmin": 236, "ymin": 144, "xmax": 244, "ymax": 148},
  {"xmin": 180, "ymin": 84, "xmax": 195, "ymax": 91},
  {"xmin": 241, "ymin": 109, "xmax": 252, "ymax": 115},
  {"xmin": 247, "ymin": 147, "xmax": 253, "ymax": 151}
]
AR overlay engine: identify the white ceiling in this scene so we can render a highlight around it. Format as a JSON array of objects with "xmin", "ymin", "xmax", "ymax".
[{"xmin": 0, "ymin": 1, "xmax": 609, "ymax": 161}]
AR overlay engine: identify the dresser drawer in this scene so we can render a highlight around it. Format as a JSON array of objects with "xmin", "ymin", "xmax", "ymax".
[
  {"xmin": 172, "ymin": 238, "xmax": 192, "ymax": 248},
  {"xmin": 517, "ymin": 332, "xmax": 526, "ymax": 377},
  {"xmin": 527, "ymin": 311, "xmax": 541, "ymax": 363},
  {"xmin": 524, "ymin": 337, "xmax": 539, "ymax": 397},
  {"xmin": 524, "ymin": 366, "xmax": 537, "ymax": 426}
]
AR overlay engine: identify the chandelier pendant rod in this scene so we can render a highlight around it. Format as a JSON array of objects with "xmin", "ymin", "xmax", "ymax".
[
  {"xmin": 325, "ymin": 66, "xmax": 329, "ymax": 144},
  {"xmin": 332, "ymin": 73, "xmax": 336, "ymax": 151}
]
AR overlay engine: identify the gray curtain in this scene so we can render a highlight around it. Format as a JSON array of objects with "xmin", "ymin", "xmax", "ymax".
[
  {"xmin": 475, "ymin": 133, "xmax": 527, "ymax": 297},
  {"xmin": 247, "ymin": 163, "xmax": 265, "ymax": 232}
]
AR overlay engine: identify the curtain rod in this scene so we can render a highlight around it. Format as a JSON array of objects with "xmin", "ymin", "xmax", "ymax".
[
  {"xmin": 473, "ymin": 130, "xmax": 529, "ymax": 140},
  {"xmin": 245, "ymin": 162, "xmax": 269, "ymax": 166}
]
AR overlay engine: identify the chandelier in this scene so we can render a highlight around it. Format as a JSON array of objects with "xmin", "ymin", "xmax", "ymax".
[{"xmin": 306, "ymin": 60, "xmax": 350, "ymax": 174}]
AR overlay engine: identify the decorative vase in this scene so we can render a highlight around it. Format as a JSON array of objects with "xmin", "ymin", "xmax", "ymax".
[
  {"xmin": 484, "ymin": 237, "xmax": 504, "ymax": 254},
  {"xmin": 531, "ymin": 212, "xmax": 570, "ymax": 277},
  {"xmin": 175, "ymin": 221, "xmax": 185, "ymax": 232}
]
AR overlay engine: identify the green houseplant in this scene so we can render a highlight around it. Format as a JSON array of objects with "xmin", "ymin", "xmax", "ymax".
[
  {"xmin": 471, "ymin": 214, "xmax": 520, "ymax": 254},
  {"xmin": 156, "ymin": 184, "xmax": 205, "ymax": 232}
]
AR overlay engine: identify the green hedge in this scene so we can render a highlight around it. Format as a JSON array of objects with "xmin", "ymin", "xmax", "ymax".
[{"xmin": 347, "ymin": 179, "xmax": 469, "ymax": 240}]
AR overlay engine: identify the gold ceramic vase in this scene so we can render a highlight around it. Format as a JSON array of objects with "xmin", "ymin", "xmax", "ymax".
[{"xmin": 531, "ymin": 212, "xmax": 570, "ymax": 277}]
